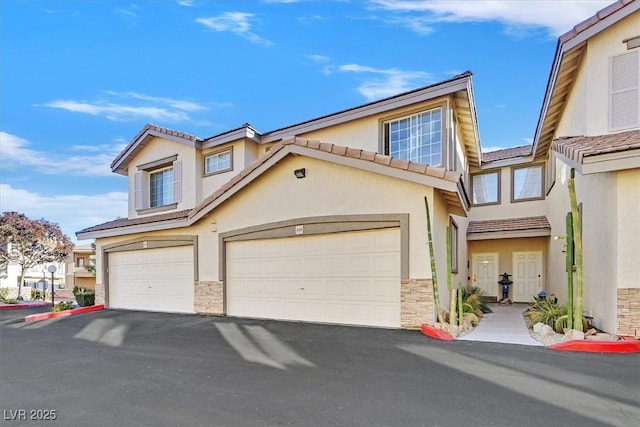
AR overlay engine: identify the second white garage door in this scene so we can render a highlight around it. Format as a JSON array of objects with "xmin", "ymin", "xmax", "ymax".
[
  {"xmin": 108, "ymin": 246, "xmax": 194, "ymax": 313},
  {"xmin": 226, "ymin": 228, "xmax": 401, "ymax": 327}
]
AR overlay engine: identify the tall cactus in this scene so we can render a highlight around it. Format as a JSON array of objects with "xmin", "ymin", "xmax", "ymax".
[
  {"xmin": 447, "ymin": 225, "xmax": 457, "ymax": 327},
  {"xmin": 568, "ymin": 168, "xmax": 583, "ymax": 330},
  {"xmin": 424, "ymin": 196, "xmax": 444, "ymax": 324},
  {"xmin": 565, "ymin": 212, "xmax": 574, "ymax": 330}
]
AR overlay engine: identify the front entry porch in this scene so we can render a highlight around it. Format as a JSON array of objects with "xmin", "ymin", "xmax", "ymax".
[{"xmin": 458, "ymin": 303, "xmax": 542, "ymax": 346}]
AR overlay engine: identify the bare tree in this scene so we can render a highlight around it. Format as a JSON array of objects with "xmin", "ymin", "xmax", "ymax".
[{"xmin": 0, "ymin": 212, "xmax": 74, "ymax": 299}]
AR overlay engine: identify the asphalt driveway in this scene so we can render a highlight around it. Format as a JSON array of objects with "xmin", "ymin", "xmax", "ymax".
[{"xmin": 1, "ymin": 310, "xmax": 638, "ymax": 427}]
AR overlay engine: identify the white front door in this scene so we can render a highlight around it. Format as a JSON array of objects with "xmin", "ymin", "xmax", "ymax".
[
  {"xmin": 512, "ymin": 251, "xmax": 543, "ymax": 303},
  {"xmin": 471, "ymin": 253, "xmax": 498, "ymax": 298}
]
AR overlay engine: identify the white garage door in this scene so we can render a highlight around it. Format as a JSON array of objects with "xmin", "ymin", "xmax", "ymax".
[
  {"xmin": 108, "ymin": 246, "xmax": 194, "ymax": 313},
  {"xmin": 227, "ymin": 228, "xmax": 401, "ymax": 327}
]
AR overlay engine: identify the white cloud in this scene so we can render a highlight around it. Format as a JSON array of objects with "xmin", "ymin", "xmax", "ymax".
[
  {"xmin": 0, "ymin": 184, "xmax": 128, "ymax": 242},
  {"xmin": 307, "ymin": 54, "xmax": 330, "ymax": 63},
  {"xmin": 339, "ymin": 64, "xmax": 431, "ymax": 100},
  {"xmin": 0, "ymin": 132, "xmax": 125, "ymax": 176},
  {"xmin": 43, "ymin": 91, "xmax": 209, "ymax": 123},
  {"xmin": 369, "ymin": 0, "xmax": 611, "ymax": 36},
  {"xmin": 176, "ymin": 0, "xmax": 195, "ymax": 6},
  {"xmin": 196, "ymin": 12, "xmax": 273, "ymax": 45}
]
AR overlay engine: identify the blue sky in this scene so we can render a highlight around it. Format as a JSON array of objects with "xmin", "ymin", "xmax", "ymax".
[{"xmin": 0, "ymin": 0, "xmax": 611, "ymax": 242}]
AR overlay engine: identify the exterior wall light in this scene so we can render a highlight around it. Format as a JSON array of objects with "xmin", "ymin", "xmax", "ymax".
[{"xmin": 294, "ymin": 168, "xmax": 306, "ymax": 179}]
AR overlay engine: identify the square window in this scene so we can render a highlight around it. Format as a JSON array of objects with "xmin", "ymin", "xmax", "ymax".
[
  {"xmin": 383, "ymin": 108, "xmax": 443, "ymax": 166},
  {"xmin": 512, "ymin": 165, "xmax": 543, "ymax": 201},
  {"xmin": 471, "ymin": 171, "xmax": 500, "ymax": 205},
  {"xmin": 205, "ymin": 149, "xmax": 233, "ymax": 175}
]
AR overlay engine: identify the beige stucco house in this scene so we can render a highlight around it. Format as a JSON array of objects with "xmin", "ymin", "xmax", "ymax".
[
  {"xmin": 78, "ymin": 0, "xmax": 639, "ymax": 336},
  {"xmin": 65, "ymin": 243, "xmax": 96, "ymax": 290}
]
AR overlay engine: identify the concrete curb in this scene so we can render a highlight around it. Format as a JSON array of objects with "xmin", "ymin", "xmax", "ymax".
[
  {"xmin": 420, "ymin": 324, "xmax": 456, "ymax": 341},
  {"xmin": 0, "ymin": 302, "xmax": 52, "ymax": 310},
  {"xmin": 25, "ymin": 305, "xmax": 105, "ymax": 323},
  {"xmin": 548, "ymin": 339, "xmax": 640, "ymax": 353}
]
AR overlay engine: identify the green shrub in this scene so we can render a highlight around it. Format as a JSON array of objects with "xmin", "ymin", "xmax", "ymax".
[
  {"xmin": 52, "ymin": 301, "xmax": 74, "ymax": 312},
  {"xmin": 74, "ymin": 287, "xmax": 95, "ymax": 307},
  {"xmin": 461, "ymin": 286, "xmax": 493, "ymax": 316},
  {"xmin": 526, "ymin": 297, "xmax": 569, "ymax": 333},
  {"xmin": 3, "ymin": 298, "xmax": 19, "ymax": 304},
  {"xmin": 0, "ymin": 287, "xmax": 9, "ymax": 301}
]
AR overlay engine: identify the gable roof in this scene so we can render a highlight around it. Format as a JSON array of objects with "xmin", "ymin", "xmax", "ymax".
[
  {"xmin": 111, "ymin": 124, "xmax": 202, "ymax": 175},
  {"xmin": 532, "ymin": 0, "xmax": 639, "ymax": 160},
  {"xmin": 109, "ymin": 72, "xmax": 483, "ymax": 177},
  {"xmin": 78, "ymin": 137, "xmax": 466, "ymax": 239}
]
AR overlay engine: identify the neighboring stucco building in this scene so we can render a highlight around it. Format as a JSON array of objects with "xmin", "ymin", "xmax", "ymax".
[
  {"xmin": 78, "ymin": 0, "xmax": 639, "ymax": 336},
  {"xmin": 65, "ymin": 243, "xmax": 96, "ymax": 290}
]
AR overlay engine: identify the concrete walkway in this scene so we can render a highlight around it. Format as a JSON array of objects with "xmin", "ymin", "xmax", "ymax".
[{"xmin": 458, "ymin": 303, "xmax": 543, "ymax": 346}]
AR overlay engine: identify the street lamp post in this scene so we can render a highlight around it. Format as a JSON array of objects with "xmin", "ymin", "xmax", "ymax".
[{"xmin": 47, "ymin": 265, "xmax": 57, "ymax": 306}]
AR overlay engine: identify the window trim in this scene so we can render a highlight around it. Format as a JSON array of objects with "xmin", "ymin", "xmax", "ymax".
[
  {"xmin": 381, "ymin": 105, "xmax": 445, "ymax": 167},
  {"xmin": 511, "ymin": 164, "xmax": 545, "ymax": 203},
  {"xmin": 449, "ymin": 217, "xmax": 458, "ymax": 274},
  {"xmin": 203, "ymin": 147, "xmax": 233, "ymax": 176},
  {"xmin": 471, "ymin": 170, "xmax": 501, "ymax": 206},
  {"xmin": 149, "ymin": 165, "xmax": 175, "ymax": 208}
]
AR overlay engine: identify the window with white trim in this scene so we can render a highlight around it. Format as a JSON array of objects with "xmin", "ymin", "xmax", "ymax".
[
  {"xmin": 610, "ymin": 50, "xmax": 639, "ymax": 130},
  {"xmin": 512, "ymin": 165, "xmax": 543, "ymax": 202},
  {"xmin": 471, "ymin": 171, "xmax": 500, "ymax": 205},
  {"xmin": 204, "ymin": 149, "xmax": 232, "ymax": 175},
  {"xmin": 383, "ymin": 108, "xmax": 442, "ymax": 165}
]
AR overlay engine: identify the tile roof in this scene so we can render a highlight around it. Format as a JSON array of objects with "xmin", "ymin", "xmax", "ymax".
[
  {"xmin": 482, "ymin": 145, "xmax": 532, "ymax": 162},
  {"xmin": 467, "ymin": 216, "xmax": 550, "ymax": 235},
  {"xmin": 81, "ymin": 137, "xmax": 463, "ymax": 235},
  {"xmin": 111, "ymin": 124, "xmax": 201, "ymax": 170},
  {"xmin": 552, "ymin": 129, "xmax": 640, "ymax": 163},
  {"xmin": 77, "ymin": 210, "xmax": 191, "ymax": 234},
  {"xmin": 558, "ymin": 0, "xmax": 634, "ymax": 45},
  {"xmin": 190, "ymin": 137, "xmax": 460, "ymax": 219}
]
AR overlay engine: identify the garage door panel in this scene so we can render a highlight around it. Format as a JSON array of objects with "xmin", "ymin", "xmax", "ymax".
[
  {"xmin": 227, "ymin": 229, "xmax": 401, "ymax": 327},
  {"xmin": 108, "ymin": 246, "xmax": 194, "ymax": 313}
]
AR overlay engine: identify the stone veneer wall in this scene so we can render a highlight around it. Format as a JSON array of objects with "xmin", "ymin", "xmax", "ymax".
[
  {"xmin": 194, "ymin": 281, "xmax": 224, "ymax": 315},
  {"xmin": 95, "ymin": 283, "xmax": 105, "ymax": 306},
  {"xmin": 617, "ymin": 288, "xmax": 639, "ymax": 337},
  {"xmin": 401, "ymin": 278, "xmax": 434, "ymax": 329}
]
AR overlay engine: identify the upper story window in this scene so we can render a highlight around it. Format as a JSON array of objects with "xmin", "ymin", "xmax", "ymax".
[
  {"xmin": 512, "ymin": 165, "xmax": 544, "ymax": 202},
  {"xmin": 77, "ymin": 257, "xmax": 85, "ymax": 268},
  {"xmin": 610, "ymin": 50, "xmax": 639, "ymax": 130},
  {"xmin": 204, "ymin": 149, "xmax": 233, "ymax": 175},
  {"xmin": 135, "ymin": 155, "xmax": 182, "ymax": 213},
  {"xmin": 383, "ymin": 108, "xmax": 442, "ymax": 166},
  {"xmin": 150, "ymin": 167, "xmax": 174, "ymax": 207},
  {"xmin": 471, "ymin": 171, "xmax": 500, "ymax": 205}
]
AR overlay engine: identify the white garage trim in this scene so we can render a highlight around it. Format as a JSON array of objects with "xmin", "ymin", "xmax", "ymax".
[{"xmin": 103, "ymin": 236, "xmax": 198, "ymax": 313}]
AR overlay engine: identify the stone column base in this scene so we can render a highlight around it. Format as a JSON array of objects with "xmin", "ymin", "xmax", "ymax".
[
  {"xmin": 95, "ymin": 283, "xmax": 106, "ymax": 306},
  {"xmin": 401, "ymin": 278, "xmax": 434, "ymax": 329},
  {"xmin": 194, "ymin": 281, "xmax": 224, "ymax": 315},
  {"xmin": 617, "ymin": 288, "xmax": 639, "ymax": 338}
]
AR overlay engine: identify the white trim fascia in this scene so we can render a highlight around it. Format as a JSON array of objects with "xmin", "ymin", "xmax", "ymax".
[
  {"xmin": 76, "ymin": 219, "xmax": 190, "ymax": 240},
  {"xmin": 261, "ymin": 79, "xmax": 469, "ymax": 143},
  {"xmin": 465, "ymin": 78, "xmax": 483, "ymax": 161},
  {"xmin": 582, "ymin": 150, "xmax": 640, "ymax": 174},
  {"xmin": 467, "ymin": 229, "xmax": 551, "ymax": 241},
  {"xmin": 202, "ymin": 127, "xmax": 261, "ymax": 149},
  {"xmin": 480, "ymin": 155, "xmax": 535, "ymax": 170},
  {"xmin": 555, "ymin": 153, "xmax": 585, "ymax": 174}
]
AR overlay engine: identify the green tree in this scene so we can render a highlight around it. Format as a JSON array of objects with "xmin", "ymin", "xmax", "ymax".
[{"xmin": 0, "ymin": 212, "xmax": 74, "ymax": 299}]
